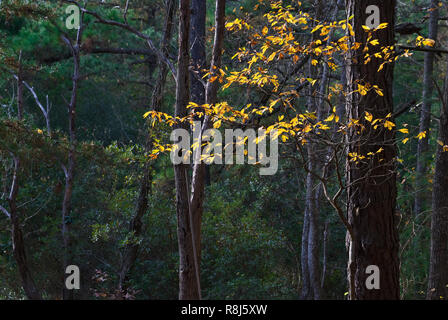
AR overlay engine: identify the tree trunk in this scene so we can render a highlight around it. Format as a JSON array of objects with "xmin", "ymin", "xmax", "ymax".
[
  {"xmin": 190, "ymin": 0, "xmax": 210, "ymax": 186},
  {"xmin": 175, "ymin": 0, "xmax": 200, "ymax": 300},
  {"xmin": 118, "ymin": 0, "xmax": 175, "ymax": 294},
  {"xmin": 190, "ymin": 0, "xmax": 206, "ymax": 106},
  {"xmin": 61, "ymin": 20, "xmax": 83, "ymax": 300},
  {"xmin": 187, "ymin": 0, "xmax": 207, "ymax": 274},
  {"xmin": 427, "ymin": 60, "xmax": 448, "ymax": 300},
  {"xmin": 9, "ymin": 157, "xmax": 42, "ymax": 300},
  {"xmin": 3, "ymin": 57, "xmax": 42, "ymax": 300},
  {"xmin": 345, "ymin": 0, "xmax": 400, "ymax": 300},
  {"xmin": 300, "ymin": 0, "xmax": 341, "ymax": 300},
  {"xmin": 414, "ymin": 0, "xmax": 439, "ymax": 217},
  {"xmin": 188, "ymin": 0, "xmax": 226, "ymax": 297},
  {"xmin": 174, "ymin": 0, "xmax": 226, "ymax": 300},
  {"xmin": 300, "ymin": 197, "xmax": 311, "ymax": 299},
  {"xmin": 305, "ymin": 151, "xmax": 321, "ymax": 300}
]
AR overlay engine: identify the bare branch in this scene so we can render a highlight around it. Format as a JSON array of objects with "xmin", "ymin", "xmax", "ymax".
[
  {"xmin": 0, "ymin": 205, "xmax": 10, "ymax": 218},
  {"xmin": 62, "ymin": 0, "xmax": 176, "ymax": 80}
]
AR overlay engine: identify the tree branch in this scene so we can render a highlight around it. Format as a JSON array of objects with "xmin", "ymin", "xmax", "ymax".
[
  {"xmin": 397, "ymin": 44, "xmax": 448, "ymax": 55},
  {"xmin": 62, "ymin": 0, "xmax": 176, "ymax": 80},
  {"xmin": 0, "ymin": 205, "xmax": 11, "ymax": 218}
]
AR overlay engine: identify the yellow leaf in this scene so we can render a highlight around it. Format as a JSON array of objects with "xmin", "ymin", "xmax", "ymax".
[
  {"xmin": 358, "ymin": 84, "xmax": 368, "ymax": 96},
  {"xmin": 213, "ymin": 120, "xmax": 222, "ymax": 128},
  {"xmin": 422, "ymin": 39, "xmax": 435, "ymax": 47},
  {"xmin": 311, "ymin": 25, "xmax": 323, "ymax": 33},
  {"xmin": 362, "ymin": 25, "xmax": 371, "ymax": 31},
  {"xmin": 416, "ymin": 131, "xmax": 427, "ymax": 140},
  {"xmin": 307, "ymin": 78, "xmax": 317, "ymax": 86},
  {"xmin": 384, "ymin": 120, "xmax": 395, "ymax": 130},
  {"xmin": 303, "ymin": 125, "xmax": 312, "ymax": 133},
  {"xmin": 267, "ymin": 52, "xmax": 276, "ymax": 62},
  {"xmin": 270, "ymin": 99, "xmax": 279, "ymax": 108},
  {"xmin": 262, "ymin": 26, "xmax": 268, "ymax": 35}
]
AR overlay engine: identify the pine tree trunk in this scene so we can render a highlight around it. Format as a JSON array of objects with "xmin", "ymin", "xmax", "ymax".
[
  {"xmin": 427, "ymin": 60, "xmax": 448, "ymax": 300},
  {"xmin": 345, "ymin": 0, "xmax": 400, "ymax": 300}
]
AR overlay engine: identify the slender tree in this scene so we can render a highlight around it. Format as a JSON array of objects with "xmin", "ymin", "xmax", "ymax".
[
  {"xmin": 60, "ymin": 10, "xmax": 84, "ymax": 300},
  {"xmin": 414, "ymin": 0, "xmax": 439, "ymax": 217},
  {"xmin": 190, "ymin": 0, "xmax": 206, "ymax": 107},
  {"xmin": 173, "ymin": 0, "xmax": 227, "ymax": 299},
  {"xmin": 117, "ymin": 0, "xmax": 176, "ymax": 294},
  {"xmin": 0, "ymin": 53, "xmax": 42, "ymax": 300},
  {"xmin": 174, "ymin": 0, "xmax": 200, "ymax": 300},
  {"xmin": 301, "ymin": 0, "xmax": 341, "ymax": 300}
]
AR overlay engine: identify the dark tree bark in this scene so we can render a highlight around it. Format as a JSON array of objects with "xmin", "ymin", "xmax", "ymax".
[
  {"xmin": 414, "ymin": 0, "xmax": 439, "ymax": 217},
  {"xmin": 190, "ymin": 0, "xmax": 206, "ymax": 106},
  {"xmin": 174, "ymin": 0, "xmax": 226, "ymax": 300},
  {"xmin": 345, "ymin": 0, "xmax": 400, "ymax": 300},
  {"xmin": 190, "ymin": 0, "xmax": 211, "ymax": 186},
  {"xmin": 188, "ymin": 0, "xmax": 226, "ymax": 299},
  {"xmin": 427, "ymin": 60, "xmax": 448, "ymax": 300},
  {"xmin": 117, "ymin": 0, "xmax": 175, "ymax": 294},
  {"xmin": 204, "ymin": 0, "xmax": 226, "ymax": 106},
  {"xmin": 175, "ymin": 0, "xmax": 200, "ymax": 300}
]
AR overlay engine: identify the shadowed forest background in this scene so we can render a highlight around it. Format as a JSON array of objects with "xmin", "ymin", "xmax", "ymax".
[{"xmin": 0, "ymin": 0, "xmax": 447, "ymax": 300}]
